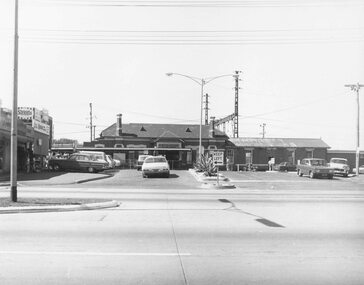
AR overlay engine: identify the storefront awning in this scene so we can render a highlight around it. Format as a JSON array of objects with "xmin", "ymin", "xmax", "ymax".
[{"xmin": 51, "ymin": 147, "xmax": 193, "ymax": 152}]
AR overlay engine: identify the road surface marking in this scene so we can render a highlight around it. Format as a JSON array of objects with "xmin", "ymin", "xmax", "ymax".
[{"xmin": 0, "ymin": 250, "xmax": 191, "ymax": 256}]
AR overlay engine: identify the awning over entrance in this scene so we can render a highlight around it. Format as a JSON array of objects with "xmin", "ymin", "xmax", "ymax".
[{"xmin": 51, "ymin": 147, "xmax": 193, "ymax": 152}]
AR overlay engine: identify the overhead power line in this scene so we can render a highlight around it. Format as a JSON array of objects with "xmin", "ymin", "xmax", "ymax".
[
  {"xmin": 30, "ymin": 0, "xmax": 364, "ymax": 7},
  {"xmin": 21, "ymin": 28, "xmax": 364, "ymax": 45}
]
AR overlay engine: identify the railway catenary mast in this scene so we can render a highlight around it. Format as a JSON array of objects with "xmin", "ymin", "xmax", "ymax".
[{"xmin": 214, "ymin": 70, "xmax": 241, "ymax": 138}]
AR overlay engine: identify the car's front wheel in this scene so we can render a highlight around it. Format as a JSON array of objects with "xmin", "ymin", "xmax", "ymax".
[{"xmin": 309, "ymin": 171, "xmax": 315, "ymax": 179}]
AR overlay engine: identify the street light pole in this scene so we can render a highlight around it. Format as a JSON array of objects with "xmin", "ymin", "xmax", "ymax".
[
  {"xmin": 166, "ymin": 72, "xmax": 237, "ymax": 162},
  {"xmin": 11, "ymin": 0, "xmax": 19, "ymax": 202}
]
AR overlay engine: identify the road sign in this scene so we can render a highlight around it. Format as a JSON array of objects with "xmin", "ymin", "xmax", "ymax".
[{"xmin": 212, "ymin": 151, "xmax": 224, "ymax": 166}]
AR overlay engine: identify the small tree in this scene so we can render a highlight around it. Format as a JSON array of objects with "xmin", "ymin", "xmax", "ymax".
[{"xmin": 194, "ymin": 154, "xmax": 217, "ymax": 176}]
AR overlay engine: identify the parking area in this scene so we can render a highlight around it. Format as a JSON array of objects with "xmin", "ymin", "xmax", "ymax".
[
  {"xmin": 1, "ymin": 168, "xmax": 362, "ymax": 191},
  {"xmin": 84, "ymin": 169, "xmax": 203, "ymax": 189},
  {"xmin": 221, "ymin": 170, "xmax": 363, "ymax": 190}
]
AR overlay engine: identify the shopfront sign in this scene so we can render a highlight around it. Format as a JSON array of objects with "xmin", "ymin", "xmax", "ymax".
[
  {"xmin": 32, "ymin": 120, "xmax": 50, "ymax": 135},
  {"xmin": 17, "ymin": 107, "xmax": 33, "ymax": 122}
]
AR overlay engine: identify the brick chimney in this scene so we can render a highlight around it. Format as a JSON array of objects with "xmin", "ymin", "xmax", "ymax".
[
  {"xmin": 116, "ymin": 114, "xmax": 122, "ymax": 136},
  {"xmin": 209, "ymin": 116, "xmax": 215, "ymax": 138}
]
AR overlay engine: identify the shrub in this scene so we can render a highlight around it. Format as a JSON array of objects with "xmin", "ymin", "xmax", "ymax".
[{"xmin": 194, "ymin": 154, "xmax": 217, "ymax": 176}]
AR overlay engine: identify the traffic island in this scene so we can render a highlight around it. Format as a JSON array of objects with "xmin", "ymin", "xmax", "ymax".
[
  {"xmin": 188, "ymin": 169, "xmax": 235, "ymax": 189},
  {"xmin": 0, "ymin": 198, "xmax": 120, "ymax": 214}
]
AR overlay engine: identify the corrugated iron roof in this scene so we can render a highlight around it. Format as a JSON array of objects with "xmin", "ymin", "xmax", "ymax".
[
  {"xmin": 101, "ymin": 123, "xmax": 228, "ymax": 139},
  {"xmin": 229, "ymin": 137, "xmax": 330, "ymax": 148}
]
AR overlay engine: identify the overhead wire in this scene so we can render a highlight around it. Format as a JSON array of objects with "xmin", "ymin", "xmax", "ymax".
[
  {"xmin": 29, "ymin": 0, "xmax": 364, "ymax": 7},
  {"xmin": 20, "ymin": 28, "xmax": 364, "ymax": 45}
]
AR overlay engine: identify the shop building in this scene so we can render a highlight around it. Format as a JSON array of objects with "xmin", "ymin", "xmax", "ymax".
[
  {"xmin": 0, "ymin": 107, "xmax": 33, "ymax": 173},
  {"xmin": 0, "ymin": 106, "xmax": 53, "ymax": 173},
  {"xmin": 17, "ymin": 107, "xmax": 53, "ymax": 168}
]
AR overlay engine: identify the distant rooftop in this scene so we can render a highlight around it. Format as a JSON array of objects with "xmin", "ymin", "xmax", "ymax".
[
  {"xmin": 229, "ymin": 137, "xmax": 331, "ymax": 148},
  {"xmin": 100, "ymin": 123, "xmax": 228, "ymax": 139}
]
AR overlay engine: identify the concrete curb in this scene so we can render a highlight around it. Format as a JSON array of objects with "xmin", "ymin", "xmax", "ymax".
[
  {"xmin": 188, "ymin": 169, "xmax": 229, "ymax": 182},
  {"xmin": 0, "ymin": 200, "xmax": 120, "ymax": 214}
]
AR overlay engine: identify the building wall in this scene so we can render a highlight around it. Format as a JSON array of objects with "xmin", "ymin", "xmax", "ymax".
[{"xmin": 233, "ymin": 147, "xmax": 328, "ymax": 167}]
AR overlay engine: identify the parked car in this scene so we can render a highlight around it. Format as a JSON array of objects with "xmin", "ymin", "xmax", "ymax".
[
  {"xmin": 113, "ymin": 158, "xmax": 121, "ymax": 167},
  {"xmin": 141, "ymin": 155, "xmax": 170, "ymax": 178},
  {"xmin": 79, "ymin": 151, "xmax": 108, "ymax": 163},
  {"xmin": 48, "ymin": 153, "xmax": 109, "ymax": 173},
  {"xmin": 136, "ymin": 154, "xmax": 149, "ymax": 171},
  {"xmin": 273, "ymin": 162, "xmax": 297, "ymax": 172},
  {"xmin": 328, "ymin": 158, "xmax": 350, "ymax": 177},
  {"xmin": 353, "ymin": 165, "xmax": 364, "ymax": 174},
  {"xmin": 297, "ymin": 158, "xmax": 335, "ymax": 179}
]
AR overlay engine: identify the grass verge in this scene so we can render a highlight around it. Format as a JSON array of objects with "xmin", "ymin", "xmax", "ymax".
[{"xmin": 0, "ymin": 197, "xmax": 109, "ymax": 208}]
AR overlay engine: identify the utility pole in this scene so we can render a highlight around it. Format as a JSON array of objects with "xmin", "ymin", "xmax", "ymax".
[
  {"xmin": 233, "ymin": 70, "xmax": 241, "ymax": 138},
  {"xmin": 345, "ymin": 83, "xmax": 363, "ymax": 176},
  {"xmin": 10, "ymin": 0, "xmax": 19, "ymax": 202},
  {"xmin": 93, "ymin": 125, "xmax": 96, "ymax": 140},
  {"xmin": 204, "ymin": 93, "xmax": 209, "ymax": 125},
  {"xmin": 89, "ymin": 103, "xmax": 93, "ymax": 142},
  {"xmin": 260, "ymin": 123, "xmax": 266, "ymax": 138}
]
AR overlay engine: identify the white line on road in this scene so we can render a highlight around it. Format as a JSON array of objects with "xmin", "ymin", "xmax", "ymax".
[
  {"xmin": 0, "ymin": 251, "xmax": 192, "ymax": 256},
  {"xmin": 229, "ymin": 180, "xmax": 312, "ymax": 183}
]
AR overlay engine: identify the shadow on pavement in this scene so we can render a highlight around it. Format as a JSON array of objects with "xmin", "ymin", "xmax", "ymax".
[{"xmin": 145, "ymin": 174, "xmax": 179, "ymax": 179}]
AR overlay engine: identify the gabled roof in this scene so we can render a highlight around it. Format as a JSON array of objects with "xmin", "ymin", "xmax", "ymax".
[
  {"xmin": 229, "ymin": 137, "xmax": 330, "ymax": 148},
  {"xmin": 101, "ymin": 123, "xmax": 228, "ymax": 139}
]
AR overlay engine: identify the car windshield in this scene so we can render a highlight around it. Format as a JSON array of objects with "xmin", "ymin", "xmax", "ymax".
[
  {"xmin": 138, "ymin": 155, "xmax": 149, "ymax": 162},
  {"xmin": 311, "ymin": 159, "xmax": 326, "ymax": 166},
  {"xmin": 144, "ymin": 157, "xmax": 167, "ymax": 163}
]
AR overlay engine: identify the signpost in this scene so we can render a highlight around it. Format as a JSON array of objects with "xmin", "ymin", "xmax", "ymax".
[
  {"xmin": 211, "ymin": 151, "xmax": 224, "ymax": 186},
  {"xmin": 211, "ymin": 151, "xmax": 224, "ymax": 166}
]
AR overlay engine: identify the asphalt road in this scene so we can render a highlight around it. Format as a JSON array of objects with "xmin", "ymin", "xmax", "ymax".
[
  {"xmin": 1, "ymin": 178, "xmax": 364, "ymax": 284},
  {"xmin": 9, "ymin": 169, "xmax": 364, "ymax": 191}
]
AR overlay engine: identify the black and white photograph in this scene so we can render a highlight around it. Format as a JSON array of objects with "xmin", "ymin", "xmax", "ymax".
[{"xmin": 0, "ymin": 0, "xmax": 363, "ymax": 284}]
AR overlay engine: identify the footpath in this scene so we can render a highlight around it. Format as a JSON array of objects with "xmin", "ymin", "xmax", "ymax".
[
  {"xmin": 0, "ymin": 170, "xmax": 118, "ymax": 214},
  {"xmin": 0, "ymin": 170, "xmax": 112, "ymax": 186}
]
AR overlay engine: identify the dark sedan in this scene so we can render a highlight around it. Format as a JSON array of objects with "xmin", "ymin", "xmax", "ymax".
[
  {"xmin": 48, "ymin": 153, "xmax": 109, "ymax": 173},
  {"xmin": 273, "ymin": 162, "xmax": 297, "ymax": 172}
]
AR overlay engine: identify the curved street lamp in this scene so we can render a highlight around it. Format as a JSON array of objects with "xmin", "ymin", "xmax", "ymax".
[{"xmin": 166, "ymin": 72, "xmax": 238, "ymax": 162}]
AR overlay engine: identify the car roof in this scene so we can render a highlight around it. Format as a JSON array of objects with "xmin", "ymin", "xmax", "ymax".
[{"xmin": 79, "ymin": 151, "xmax": 105, "ymax": 155}]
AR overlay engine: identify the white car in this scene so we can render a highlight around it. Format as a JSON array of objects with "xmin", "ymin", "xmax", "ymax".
[
  {"xmin": 113, "ymin": 158, "xmax": 121, "ymax": 167},
  {"xmin": 353, "ymin": 165, "xmax": 364, "ymax": 174},
  {"xmin": 106, "ymin": 155, "xmax": 115, "ymax": 168},
  {"xmin": 328, "ymin": 158, "xmax": 350, "ymax": 177},
  {"xmin": 142, "ymin": 156, "xmax": 170, "ymax": 178}
]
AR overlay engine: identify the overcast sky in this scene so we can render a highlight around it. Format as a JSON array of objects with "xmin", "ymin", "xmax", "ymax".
[{"xmin": 0, "ymin": 0, "xmax": 363, "ymax": 150}]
